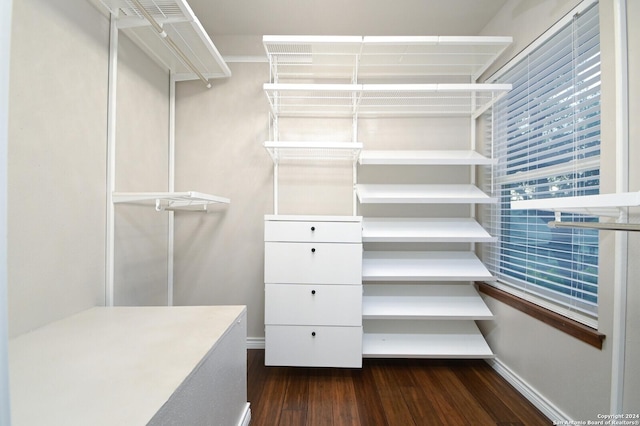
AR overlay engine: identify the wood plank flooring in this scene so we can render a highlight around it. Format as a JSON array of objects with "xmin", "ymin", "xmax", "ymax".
[{"xmin": 247, "ymin": 349, "xmax": 551, "ymax": 426}]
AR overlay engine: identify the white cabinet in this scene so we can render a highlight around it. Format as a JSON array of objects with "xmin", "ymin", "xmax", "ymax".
[{"xmin": 264, "ymin": 215, "xmax": 363, "ymax": 368}]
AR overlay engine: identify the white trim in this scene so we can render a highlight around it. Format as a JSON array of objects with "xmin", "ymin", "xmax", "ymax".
[
  {"xmin": 486, "ymin": 0, "xmax": 599, "ymax": 83},
  {"xmin": 611, "ymin": 0, "xmax": 629, "ymax": 414},
  {"xmin": 486, "ymin": 358, "xmax": 571, "ymax": 422},
  {"xmin": 237, "ymin": 403, "xmax": 251, "ymax": 426},
  {"xmin": 223, "ymin": 55, "xmax": 268, "ymax": 63},
  {"xmin": 247, "ymin": 337, "xmax": 265, "ymax": 349}
]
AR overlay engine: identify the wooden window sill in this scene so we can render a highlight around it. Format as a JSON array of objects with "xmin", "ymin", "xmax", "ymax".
[{"xmin": 476, "ymin": 282, "xmax": 606, "ymax": 350}]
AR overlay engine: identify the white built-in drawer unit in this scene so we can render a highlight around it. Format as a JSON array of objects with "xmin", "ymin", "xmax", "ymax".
[
  {"xmin": 264, "ymin": 242, "xmax": 362, "ymax": 284},
  {"xmin": 265, "ymin": 284, "xmax": 362, "ymax": 325},
  {"xmin": 264, "ymin": 215, "xmax": 363, "ymax": 368},
  {"xmin": 265, "ymin": 325, "xmax": 363, "ymax": 368}
]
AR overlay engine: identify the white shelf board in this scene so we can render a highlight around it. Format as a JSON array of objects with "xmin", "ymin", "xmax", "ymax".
[
  {"xmin": 511, "ymin": 192, "xmax": 640, "ymax": 217},
  {"xmin": 263, "ymin": 35, "xmax": 512, "ymax": 81},
  {"xmin": 263, "ymin": 141, "xmax": 362, "ymax": 163},
  {"xmin": 356, "ymin": 184, "xmax": 496, "ymax": 204},
  {"xmin": 113, "ymin": 191, "xmax": 230, "ymax": 211},
  {"xmin": 263, "ymin": 83, "xmax": 511, "ymax": 117},
  {"xmin": 362, "ymin": 217, "xmax": 496, "ymax": 243},
  {"xmin": 362, "ymin": 251, "xmax": 495, "ymax": 282},
  {"xmin": 362, "ymin": 320, "xmax": 494, "ymax": 359},
  {"xmin": 359, "ymin": 150, "xmax": 496, "ymax": 165},
  {"xmin": 95, "ymin": 0, "xmax": 231, "ymax": 82},
  {"xmin": 363, "ymin": 284, "xmax": 493, "ymax": 320}
]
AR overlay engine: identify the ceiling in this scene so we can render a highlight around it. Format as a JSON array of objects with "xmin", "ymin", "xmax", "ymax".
[{"xmin": 187, "ymin": 0, "xmax": 509, "ymax": 37}]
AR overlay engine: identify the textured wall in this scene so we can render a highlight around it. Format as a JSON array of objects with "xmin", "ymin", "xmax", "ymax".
[
  {"xmin": 8, "ymin": 0, "xmax": 109, "ymax": 336},
  {"xmin": 113, "ymin": 34, "xmax": 170, "ymax": 306}
]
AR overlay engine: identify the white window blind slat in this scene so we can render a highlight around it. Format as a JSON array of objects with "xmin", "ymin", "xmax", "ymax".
[{"xmin": 482, "ymin": 3, "xmax": 600, "ymax": 325}]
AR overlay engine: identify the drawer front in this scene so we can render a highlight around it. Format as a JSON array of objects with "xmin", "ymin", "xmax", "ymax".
[
  {"xmin": 265, "ymin": 242, "xmax": 362, "ymax": 284},
  {"xmin": 265, "ymin": 220, "xmax": 361, "ymax": 243},
  {"xmin": 265, "ymin": 325, "xmax": 362, "ymax": 368},
  {"xmin": 265, "ymin": 284, "xmax": 362, "ymax": 326}
]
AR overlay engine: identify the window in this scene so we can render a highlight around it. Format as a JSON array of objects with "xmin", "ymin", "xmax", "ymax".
[{"xmin": 483, "ymin": 2, "xmax": 601, "ymax": 327}]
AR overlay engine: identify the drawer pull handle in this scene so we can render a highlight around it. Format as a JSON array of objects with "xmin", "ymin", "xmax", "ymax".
[
  {"xmin": 311, "ymin": 248, "xmax": 316, "ymax": 253},
  {"xmin": 311, "ymin": 290, "xmax": 316, "ymax": 295},
  {"xmin": 311, "ymin": 332, "xmax": 316, "ymax": 337},
  {"xmin": 311, "ymin": 226, "xmax": 316, "ymax": 231}
]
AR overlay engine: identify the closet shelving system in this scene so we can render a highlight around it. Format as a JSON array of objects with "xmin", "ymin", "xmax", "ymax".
[
  {"xmin": 94, "ymin": 0, "xmax": 231, "ymax": 83},
  {"xmin": 93, "ymin": 0, "xmax": 232, "ymax": 306},
  {"xmin": 112, "ymin": 191, "xmax": 230, "ymax": 212},
  {"xmin": 93, "ymin": 0, "xmax": 232, "ymax": 211},
  {"xmin": 96, "ymin": 0, "xmax": 232, "ymax": 209},
  {"xmin": 263, "ymin": 35, "xmax": 512, "ymax": 359}
]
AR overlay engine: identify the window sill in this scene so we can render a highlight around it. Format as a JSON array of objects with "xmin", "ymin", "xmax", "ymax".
[{"xmin": 476, "ymin": 282, "xmax": 606, "ymax": 350}]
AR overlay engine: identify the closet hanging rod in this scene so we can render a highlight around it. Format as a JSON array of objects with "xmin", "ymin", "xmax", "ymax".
[
  {"xmin": 548, "ymin": 221, "xmax": 640, "ymax": 232},
  {"xmin": 129, "ymin": 0, "xmax": 212, "ymax": 88}
]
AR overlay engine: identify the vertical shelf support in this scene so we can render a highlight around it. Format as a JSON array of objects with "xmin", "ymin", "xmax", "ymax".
[
  {"xmin": 105, "ymin": 13, "xmax": 118, "ymax": 307},
  {"xmin": 167, "ymin": 73, "xmax": 176, "ymax": 307}
]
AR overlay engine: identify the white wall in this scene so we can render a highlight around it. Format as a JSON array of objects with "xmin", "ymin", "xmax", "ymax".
[
  {"xmin": 1, "ymin": 0, "xmax": 13, "ymax": 421},
  {"xmin": 478, "ymin": 0, "xmax": 639, "ymax": 418},
  {"xmin": 7, "ymin": 0, "xmax": 109, "ymax": 337},
  {"xmin": 174, "ymin": 61, "xmax": 271, "ymax": 339},
  {"xmin": 7, "ymin": 0, "xmax": 173, "ymax": 333},
  {"xmin": 113, "ymin": 35, "xmax": 170, "ymax": 306}
]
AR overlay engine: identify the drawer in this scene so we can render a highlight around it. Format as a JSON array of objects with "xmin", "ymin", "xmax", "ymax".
[
  {"xmin": 265, "ymin": 284, "xmax": 362, "ymax": 326},
  {"xmin": 265, "ymin": 325, "xmax": 362, "ymax": 368},
  {"xmin": 264, "ymin": 242, "xmax": 362, "ymax": 284},
  {"xmin": 265, "ymin": 219, "xmax": 361, "ymax": 243}
]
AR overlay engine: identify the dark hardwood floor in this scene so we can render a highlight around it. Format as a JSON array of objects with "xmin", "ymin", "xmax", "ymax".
[{"xmin": 247, "ymin": 349, "xmax": 551, "ymax": 426}]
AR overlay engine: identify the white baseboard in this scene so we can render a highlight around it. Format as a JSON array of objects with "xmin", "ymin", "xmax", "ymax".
[
  {"xmin": 486, "ymin": 358, "xmax": 570, "ymax": 422},
  {"xmin": 247, "ymin": 337, "xmax": 265, "ymax": 349},
  {"xmin": 237, "ymin": 403, "xmax": 251, "ymax": 426}
]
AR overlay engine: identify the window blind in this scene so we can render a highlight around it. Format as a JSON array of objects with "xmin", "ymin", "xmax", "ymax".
[{"xmin": 482, "ymin": 3, "xmax": 600, "ymax": 325}]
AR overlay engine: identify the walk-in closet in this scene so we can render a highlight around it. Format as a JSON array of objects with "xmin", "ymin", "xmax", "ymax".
[{"xmin": 1, "ymin": 0, "xmax": 638, "ymax": 425}]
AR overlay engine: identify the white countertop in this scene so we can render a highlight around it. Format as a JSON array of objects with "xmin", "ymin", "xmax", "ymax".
[{"xmin": 9, "ymin": 305, "xmax": 246, "ymax": 426}]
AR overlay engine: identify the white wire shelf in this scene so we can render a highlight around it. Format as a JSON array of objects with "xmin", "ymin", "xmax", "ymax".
[
  {"xmin": 356, "ymin": 184, "xmax": 496, "ymax": 204},
  {"xmin": 112, "ymin": 191, "xmax": 230, "ymax": 211},
  {"xmin": 263, "ymin": 141, "xmax": 362, "ymax": 163},
  {"xmin": 362, "ymin": 218, "xmax": 496, "ymax": 243},
  {"xmin": 263, "ymin": 35, "xmax": 512, "ymax": 81},
  {"xmin": 511, "ymin": 191, "xmax": 640, "ymax": 217},
  {"xmin": 363, "ymin": 284, "xmax": 493, "ymax": 320},
  {"xmin": 95, "ymin": 0, "xmax": 231, "ymax": 83},
  {"xmin": 362, "ymin": 320, "xmax": 494, "ymax": 359},
  {"xmin": 359, "ymin": 150, "xmax": 496, "ymax": 165},
  {"xmin": 263, "ymin": 83, "xmax": 511, "ymax": 117},
  {"xmin": 362, "ymin": 251, "xmax": 495, "ymax": 282}
]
